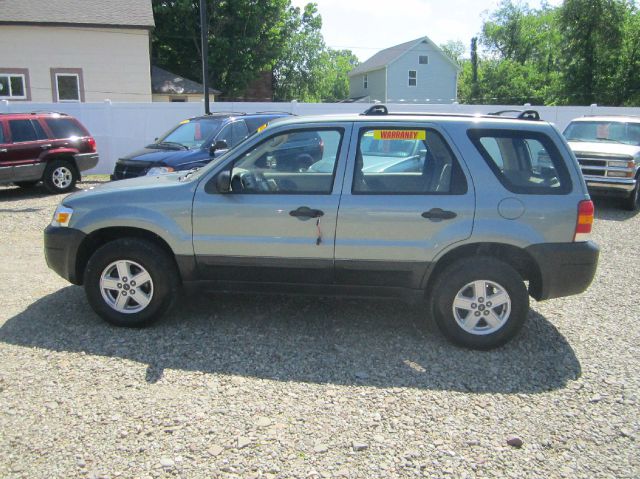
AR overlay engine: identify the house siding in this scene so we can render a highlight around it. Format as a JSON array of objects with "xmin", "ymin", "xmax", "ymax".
[
  {"xmin": 386, "ymin": 41, "xmax": 457, "ymax": 104},
  {"xmin": 0, "ymin": 25, "xmax": 152, "ymax": 102},
  {"xmin": 349, "ymin": 68, "xmax": 386, "ymax": 102}
]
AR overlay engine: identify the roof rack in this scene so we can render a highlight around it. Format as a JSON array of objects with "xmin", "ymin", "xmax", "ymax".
[
  {"xmin": 29, "ymin": 110, "xmax": 69, "ymax": 116},
  {"xmin": 361, "ymin": 104, "xmax": 542, "ymax": 121},
  {"xmin": 0, "ymin": 110, "xmax": 69, "ymax": 116},
  {"xmin": 488, "ymin": 109, "xmax": 541, "ymax": 121},
  {"xmin": 253, "ymin": 110, "xmax": 296, "ymax": 116}
]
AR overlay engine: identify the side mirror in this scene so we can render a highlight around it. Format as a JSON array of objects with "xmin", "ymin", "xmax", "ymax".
[
  {"xmin": 209, "ymin": 140, "xmax": 229, "ymax": 157},
  {"xmin": 216, "ymin": 170, "xmax": 231, "ymax": 193}
]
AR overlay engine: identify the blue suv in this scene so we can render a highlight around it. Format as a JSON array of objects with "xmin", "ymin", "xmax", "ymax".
[{"xmin": 111, "ymin": 112, "xmax": 290, "ymax": 180}]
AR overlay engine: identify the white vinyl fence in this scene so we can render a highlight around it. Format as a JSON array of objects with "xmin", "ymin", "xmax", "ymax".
[{"xmin": 2, "ymin": 99, "xmax": 640, "ymax": 174}]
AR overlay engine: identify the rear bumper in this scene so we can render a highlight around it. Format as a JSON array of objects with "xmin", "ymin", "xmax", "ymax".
[
  {"xmin": 75, "ymin": 153, "xmax": 99, "ymax": 172},
  {"xmin": 44, "ymin": 225, "xmax": 86, "ymax": 284},
  {"xmin": 526, "ymin": 241, "xmax": 599, "ymax": 301}
]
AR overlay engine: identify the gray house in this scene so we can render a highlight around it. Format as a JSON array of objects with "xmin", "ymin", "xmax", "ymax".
[{"xmin": 348, "ymin": 36, "xmax": 460, "ymax": 104}]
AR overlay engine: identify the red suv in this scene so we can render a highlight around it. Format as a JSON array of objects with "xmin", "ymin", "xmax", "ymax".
[{"xmin": 0, "ymin": 112, "xmax": 98, "ymax": 193}]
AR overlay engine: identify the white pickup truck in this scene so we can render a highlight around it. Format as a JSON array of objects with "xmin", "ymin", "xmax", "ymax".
[{"xmin": 563, "ymin": 116, "xmax": 640, "ymax": 211}]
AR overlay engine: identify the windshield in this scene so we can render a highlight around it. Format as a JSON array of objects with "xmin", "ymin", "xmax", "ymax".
[
  {"xmin": 156, "ymin": 119, "xmax": 223, "ymax": 149},
  {"xmin": 564, "ymin": 121, "xmax": 640, "ymax": 146}
]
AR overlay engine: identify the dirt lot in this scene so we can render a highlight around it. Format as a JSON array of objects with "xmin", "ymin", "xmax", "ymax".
[{"xmin": 0, "ymin": 179, "xmax": 638, "ymax": 479}]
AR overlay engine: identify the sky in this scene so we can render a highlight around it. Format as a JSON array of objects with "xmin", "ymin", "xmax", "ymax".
[{"xmin": 290, "ymin": 0, "xmax": 563, "ymax": 61}]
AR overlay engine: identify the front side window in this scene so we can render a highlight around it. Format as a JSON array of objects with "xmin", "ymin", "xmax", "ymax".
[
  {"xmin": 0, "ymin": 123, "xmax": 5, "ymax": 143},
  {"xmin": 408, "ymin": 70, "xmax": 417, "ymax": 86},
  {"xmin": 230, "ymin": 128, "xmax": 343, "ymax": 194},
  {"xmin": 564, "ymin": 121, "xmax": 640, "ymax": 147},
  {"xmin": 0, "ymin": 74, "xmax": 26, "ymax": 99},
  {"xmin": 469, "ymin": 129, "xmax": 572, "ymax": 194},
  {"xmin": 9, "ymin": 119, "xmax": 37, "ymax": 143},
  {"xmin": 56, "ymin": 74, "xmax": 80, "ymax": 102},
  {"xmin": 352, "ymin": 127, "xmax": 467, "ymax": 195},
  {"xmin": 231, "ymin": 121, "xmax": 250, "ymax": 145}
]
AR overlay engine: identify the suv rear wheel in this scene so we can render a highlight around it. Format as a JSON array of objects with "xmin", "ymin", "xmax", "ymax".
[
  {"xmin": 43, "ymin": 159, "xmax": 78, "ymax": 193},
  {"xmin": 84, "ymin": 238, "xmax": 179, "ymax": 327},
  {"xmin": 430, "ymin": 256, "xmax": 529, "ymax": 350}
]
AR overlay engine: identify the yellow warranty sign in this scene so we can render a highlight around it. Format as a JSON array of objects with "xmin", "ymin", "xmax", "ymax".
[{"xmin": 373, "ymin": 130, "xmax": 425, "ymax": 140}]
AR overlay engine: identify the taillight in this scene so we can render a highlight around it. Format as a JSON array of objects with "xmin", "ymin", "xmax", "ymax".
[
  {"xmin": 87, "ymin": 137, "xmax": 96, "ymax": 152},
  {"xmin": 574, "ymin": 200, "xmax": 594, "ymax": 241}
]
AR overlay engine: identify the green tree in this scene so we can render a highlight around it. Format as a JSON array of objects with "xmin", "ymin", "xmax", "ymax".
[
  {"xmin": 439, "ymin": 40, "xmax": 465, "ymax": 66},
  {"xmin": 152, "ymin": 0, "xmax": 295, "ymax": 98},
  {"xmin": 558, "ymin": 0, "xmax": 627, "ymax": 105}
]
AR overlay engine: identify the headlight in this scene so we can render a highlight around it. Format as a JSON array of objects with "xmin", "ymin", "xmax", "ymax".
[
  {"xmin": 146, "ymin": 166, "xmax": 175, "ymax": 176},
  {"xmin": 51, "ymin": 205, "xmax": 73, "ymax": 227},
  {"xmin": 608, "ymin": 160, "xmax": 634, "ymax": 168}
]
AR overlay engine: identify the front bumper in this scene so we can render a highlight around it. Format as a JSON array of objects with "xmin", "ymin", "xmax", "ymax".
[
  {"xmin": 584, "ymin": 175, "xmax": 636, "ymax": 196},
  {"xmin": 44, "ymin": 225, "xmax": 86, "ymax": 284},
  {"xmin": 75, "ymin": 153, "xmax": 99, "ymax": 172},
  {"xmin": 526, "ymin": 241, "xmax": 599, "ymax": 301}
]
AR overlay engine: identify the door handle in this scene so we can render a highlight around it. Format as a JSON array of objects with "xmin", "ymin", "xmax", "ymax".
[
  {"xmin": 0, "ymin": 148, "xmax": 6, "ymax": 153},
  {"xmin": 421, "ymin": 208, "xmax": 457, "ymax": 220},
  {"xmin": 40, "ymin": 144, "xmax": 53, "ymax": 149},
  {"xmin": 289, "ymin": 206, "xmax": 324, "ymax": 218}
]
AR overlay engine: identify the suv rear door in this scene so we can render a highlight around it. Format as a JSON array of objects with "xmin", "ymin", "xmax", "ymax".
[
  {"xmin": 192, "ymin": 122, "xmax": 352, "ymax": 283},
  {"xmin": 334, "ymin": 122, "xmax": 476, "ymax": 289}
]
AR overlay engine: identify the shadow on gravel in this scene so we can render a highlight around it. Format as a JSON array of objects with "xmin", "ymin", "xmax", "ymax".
[
  {"xmin": 593, "ymin": 197, "xmax": 638, "ymax": 221},
  {"xmin": 0, "ymin": 286, "xmax": 581, "ymax": 394},
  {"xmin": 0, "ymin": 180, "xmax": 105, "ymax": 203}
]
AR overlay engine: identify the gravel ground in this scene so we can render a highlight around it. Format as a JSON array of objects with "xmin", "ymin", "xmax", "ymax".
[{"xmin": 0, "ymin": 179, "xmax": 638, "ymax": 479}]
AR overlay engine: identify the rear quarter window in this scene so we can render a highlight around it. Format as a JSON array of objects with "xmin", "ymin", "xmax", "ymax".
[
  {"xmin": 468, "ymin": 129, "xmax": 572, "ymax": 195},
  {"xmin": 45, "ymin": 118, "xmax": 88, "ymax": 139}
]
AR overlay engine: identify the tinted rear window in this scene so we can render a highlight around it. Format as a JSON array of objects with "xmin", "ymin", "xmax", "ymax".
[
  {"xmin": 468, "ymin": 129, "xmax": 572, "ymax": 195},
  {"xmin": 45, "ymin": 118, "xmax": 87, "ymax": 138}
]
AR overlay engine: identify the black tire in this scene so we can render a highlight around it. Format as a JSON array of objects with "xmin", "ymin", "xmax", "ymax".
[
  {"xmin": 84, "ymin": 238, "xmax": 180, "ymax": 327},
  {"xmin": 430, "ymin": 256, "xmax": 529, "ymax": 350},
  {"xmin": 622, "ymin": 176, "xmax": 640, "ymax": 211},
  {"xmin": 14, "ymin": 180, "xmax": 39, "ymax": 188},
  {"xmin": 43, "ymin": 158, "xmax": 78, "ymax": 194}
]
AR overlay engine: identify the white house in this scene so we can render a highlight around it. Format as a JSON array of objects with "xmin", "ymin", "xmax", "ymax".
[
  {"xmin": 348, "ymin": 37, "xmax": 460, "ymax": 104},
  {"xmin": 0, "ymin": 0, "xmax": 154, "ymax": 103}
]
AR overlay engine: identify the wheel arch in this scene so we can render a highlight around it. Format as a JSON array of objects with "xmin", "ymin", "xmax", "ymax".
[
  {"xmin": 44, "ymin": 152, "xmax": 80, "ymax": 175},
  {"xmin": 423, "ymin": 242, "xmax": 543, "ymax": 300},
  {"xmin": 74, "ymin": 226, "xmax": 180, "ymax": 285}
]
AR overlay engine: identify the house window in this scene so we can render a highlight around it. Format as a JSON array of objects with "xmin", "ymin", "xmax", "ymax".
[
  {"xmin": 0, "ymin": 71, "xmax": 28, "ymax": 100},
  {"xmin": 419, "ymin": 55, "xmax": 429, "ymax": 65},
  {"xmin": 363, "ymin": 74, "xmax": 368, "ymax": 89},
  {"xmin": 408, "ymin": 70, "xmax": 417, "ymax": 87},
  {"xmin": 50, "ymin": 68, "xmax": 85, "ymax": 102}
]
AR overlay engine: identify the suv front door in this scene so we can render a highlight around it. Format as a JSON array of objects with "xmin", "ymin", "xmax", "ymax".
[
  {"xmin": 334, "ymin": 123, "xmax": 476, "ymax": 289},
  {"xmin": 192, "ymin": 123, "xmax": 352, "ymax": 283}
]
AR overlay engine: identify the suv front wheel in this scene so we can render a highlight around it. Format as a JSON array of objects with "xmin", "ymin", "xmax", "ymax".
[
  {"xmin": 84, "ymin": 238, "xmax": 180, "ymax": 327},
  {"xmin": 430, "ymin": 256, "xmax": 529, "ymax": 350},
  {"xmin": 43, "ymin": 158, "xmax": 78, "ymax": 193}
]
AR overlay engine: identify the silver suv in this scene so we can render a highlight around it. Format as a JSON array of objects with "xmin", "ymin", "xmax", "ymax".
[{"xmin": 44, "ymin": 106, "xmax": 599, "ymax": 349}]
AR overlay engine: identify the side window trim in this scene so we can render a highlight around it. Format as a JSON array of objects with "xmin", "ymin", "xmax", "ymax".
[
  {"xmin": 204, "ymin": 122, "xmax": 353, "ymax": 196},
  {"xmin": 349, "ymin": 124, "xmax": 468, "ymax": 196},
  {"xmin": 467, "ymin": 128, "xmax": 573, "ymax": 195}
]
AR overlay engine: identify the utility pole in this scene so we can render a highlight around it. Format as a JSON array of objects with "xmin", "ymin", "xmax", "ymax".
[{"xmin": 200, "ymin": 0, "xmax": 210, "ymax": 114}]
